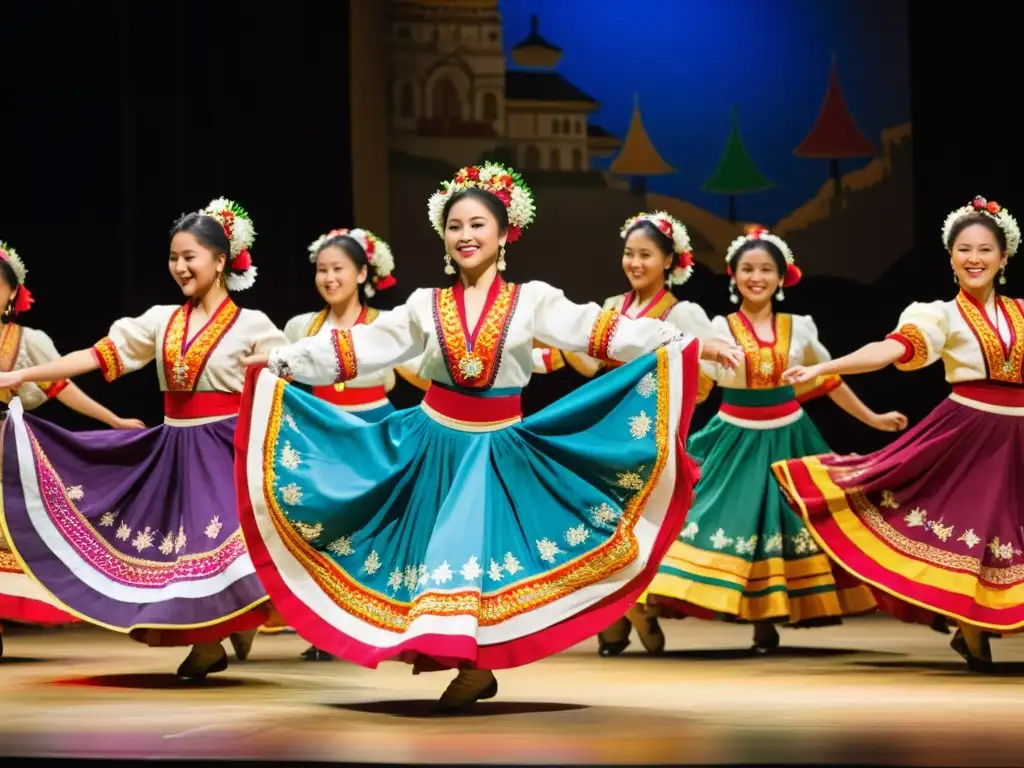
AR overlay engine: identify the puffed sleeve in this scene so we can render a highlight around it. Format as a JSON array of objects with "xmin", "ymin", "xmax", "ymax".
[
  {"xmin": 792, "ymin": 315, "xmax": 844, "ymax": 403},
  {"xmin": 283, "ymin": 314, "xmax": 311, "ymax": 344},
  {"xmin": 664, "ymin": 301, "xmax": 714, "ymax": 339},
  {"xmin": 247, "ymin": 311, "xmax": 288, "ymax": 356},
  {"xmin": 270, "ymin": 290, "xmax": 428, "ymax": 386},
  {"xmin": 19, "ymin": 327, "xmax": 70, "ymax": 400},
  {"xmin": 885, "ymin": 301, "xmax": 947, "ymax": 372},
  {"xmin": 90, "ymin": 305, "xmax": 171, "ymax": 382},
  {"xmin": 529, "ymin": 281, "xmax": 686, "ymax": 364}
]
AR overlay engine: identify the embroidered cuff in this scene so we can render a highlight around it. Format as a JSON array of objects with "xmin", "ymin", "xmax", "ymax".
[
  {"xmin": 587, "ymin": 309, "xmax": 621, "ymax": 361},
  {"xmin": 40, "ymin": 379, "xmax": 70, "ymax": 400},
  {"xmin": 794, "ymin": 374, "xmax": 843, "ymax": 403},
  {"xmin": 887, "ymin": 325, "xmax": 928, "ymax": 371},
  {"xmin": 91, "ymin": 337, "xmax": 125, "ymax": 382},
  {"xmin": 332, "ymin": 329, "xmax": 358, "ymax": 383}
]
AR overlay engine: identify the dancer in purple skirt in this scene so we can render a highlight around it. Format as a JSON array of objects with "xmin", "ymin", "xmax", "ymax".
[
  {"xmin": 775, "ymin": 196, "xmax": 1024, "ymax": 671},
  {"xmin": 0, "ymin": 198, "xmax": 287, "ymax": 679},
  {"xmin": 0, "ymin": 240, "xmax": 145, "ymax": 658}
]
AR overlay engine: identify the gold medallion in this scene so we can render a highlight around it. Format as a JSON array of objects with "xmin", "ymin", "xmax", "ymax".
[{"xmin": 459, "ymin": 353, "xmax": 484, "ymax": 380}]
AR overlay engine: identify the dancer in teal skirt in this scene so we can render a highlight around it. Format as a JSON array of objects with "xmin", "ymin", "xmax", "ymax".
[{"xmin": 234, "ymin": 163, "xmax": 742, "ymax": 710}]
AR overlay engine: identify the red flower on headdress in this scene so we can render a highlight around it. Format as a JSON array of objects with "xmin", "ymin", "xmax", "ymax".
[
  {"xmin": 232, "ymin": 249, "xmax": 252, "ymax": 271},
  {"xmin": 783, "ymin": 263, "xmax": 803, "ymax": 288},
  {"xmin": 679, "ymin": 251, "xmax": 693, "ymax": 269},
  {"xmin": 655, "ymin": 218, "xmax": 673, "ymax": 237},
  {"xmin": 13, "ymin": 286, "xmax": 34, "ymax": 314}
]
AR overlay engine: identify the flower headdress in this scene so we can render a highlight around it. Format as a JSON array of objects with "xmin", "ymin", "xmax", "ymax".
[
  {"xmin": 428, "ymin": 163, "xmax": 536, "ymax": 243},
  {"xmin": 0, "ymin": 241, "xmax": 34, "ymax": 314},
  {"xmin": 307, "ymin": 227, "xmax": 396, "ymax": 297},
  {"xmin": 942, "ymin": 195, "xmax": 1020, "ymax": 258},
  {"xmin": 200, "ymin": 197, "xmax": 257, "ymax": 291},
  {"xmin": 724, "ymin": 226, "xmax": 801, "ymax": 303},
  {"xmin": 620, "ymin": 211, "xmax": 694, "ymax": 286}
]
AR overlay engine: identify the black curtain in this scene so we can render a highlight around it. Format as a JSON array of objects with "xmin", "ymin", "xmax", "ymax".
[{"xmin": 2, "ymin": 1, "xmax": 353, "ymax": 428}]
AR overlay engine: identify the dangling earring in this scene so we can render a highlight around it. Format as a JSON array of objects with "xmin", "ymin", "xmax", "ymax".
[
  {"xmin": 444, "ymin": 253, "xmax": 456, "ymax": 276},
  {"xmin": 776, "ymin": 286, "xmax": 785, "ymax": 302},
  {"xmin": 2, "ymin": 303, "xmax": 11, "ymax": 321},
  {"xmin": 953, "ymin": 273, "xmax": 959, "ymax": 285},
  {"xmin": 1000, "ymin": 266, "xmax": 1007, "ymax": 285},
  {"xmin": 729, "ymin": 278, "xmax": 739, "ymax": 305},
  {"xmin": 497, "ymin": 243, "xmax": 507, "ymax": 272}
]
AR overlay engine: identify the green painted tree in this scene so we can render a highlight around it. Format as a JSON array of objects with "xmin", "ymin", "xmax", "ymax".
[{"xmin": 703, "ymin": 108, "xmax": 773, "ymax": 223}]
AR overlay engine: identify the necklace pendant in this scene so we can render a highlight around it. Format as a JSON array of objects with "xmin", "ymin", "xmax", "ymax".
[
  {"xmin": 458, "ymin": 353, "xmax": 484, "ymax": 380},
  {"xmin": 173, "ymin": 359, "xmax": 189, "ymax": 386},
  {"xmin": 1003, "ymin": 360, "xmax": 1013, "ymax": 374}
]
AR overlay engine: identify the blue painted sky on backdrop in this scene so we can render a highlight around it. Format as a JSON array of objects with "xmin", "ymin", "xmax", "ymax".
[{"xmin": 499, "ymin": 0, "xmax": 910, "ymax": 224}]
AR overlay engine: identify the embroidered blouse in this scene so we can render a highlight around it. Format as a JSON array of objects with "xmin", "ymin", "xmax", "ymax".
[
  {"xmin": 886, "ymin": 292, "xmax": 1024, "ymax": 384},
  {"xmin": 700, "ymin": 312, "xmax": 842, "ymax": 401},
  {"xmin": 91, "ymin": 298, "xmax": 286, "ymax": 391},
  {"xmin": 269, "ymin": 280, "xmax": 688, "ymax": 389},
  {"xmin": 284, "ymin": 307, "xmax": 398, "ymax": 391},
  {"xmin": 0, "ymin": 324, "xmax": 71, "ymax": 409}
]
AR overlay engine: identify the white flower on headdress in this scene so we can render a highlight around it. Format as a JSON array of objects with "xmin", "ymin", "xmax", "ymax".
[
  {"xmin": 724, "ymin": 226, "xmax": 796, "ymax": 267},
  {"xmin": 621, "ymin": 211, "xmax": 694, "ymax": 286},
  {"xmin": 307, "ymin": 227, "xmax": 396, "ymax": 297},
  {"xmin": 200, "ymin": 197, "xmax": 257, "ymax": 291},
  {"xmin": 0, "ymin": 242, "xmax": 27, "ymax": 284},
  {"xmin": 942, "ymin": 196, "xmax": 1020, "ymax": 257},
  {"xmin": 427, "ymin": 163, "xmax": 536, "ymax": 243}
]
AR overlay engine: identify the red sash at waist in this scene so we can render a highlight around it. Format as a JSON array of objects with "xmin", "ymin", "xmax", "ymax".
[
  {"xmin": 718, "ymin": 400, "xmax": 801, "ymax": 421},
  {"xmin": 952, "ymin": 382, "xmax": 1024, "ymax": 407},
  {"xmin": 164, "ymin": 391, "xmax": 242, "ymax": 420},
  {"xmin": 422, "ymin": 384, "xmax": 522, "ymax": 426},
  {"xmin": 311, "ymin": 384, "xmax": 388, "ymax": 407}
]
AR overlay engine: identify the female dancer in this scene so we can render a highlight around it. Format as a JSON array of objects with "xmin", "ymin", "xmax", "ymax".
[
  {"xmin": 235, "ymin": 163, "xmax": 742, "ymax": 710},
  {"xmin": 281, "ymin": 226, "xmax": 415, "ymax": 660},
  {"xmin": 641, "ymin": 226, "xmax": 905, "ymax": 652},
  {"xmin": 544, "ymin": 211, "xmax": 716, "ymax": 656},
  {"xmin": 0, "ymin": 241, "xmax": 144, "ymax": 657},
  {"xmin": 0, "ymin": 199, "xmax": 287, "ymax": 678},
  {"xmin": 775, "ymin": 196, "xmax": 1023, "ymax": 670}
]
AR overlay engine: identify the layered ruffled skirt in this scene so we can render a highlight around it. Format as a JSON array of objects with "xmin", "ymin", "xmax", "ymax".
[
  {"xmin": 0, "ymin": 395, "xmax": 271, "ymax": 645},
  {"xmin": 235, "ymin": 340, "xmax": 701, "ymax": 670},
  {"xmin": 643, "ymin": 387, "xmax": 875, "ymax": 624},
  {"xmin": 773, "ymin": 382, "xmax": 1024, "ymax": 631}
]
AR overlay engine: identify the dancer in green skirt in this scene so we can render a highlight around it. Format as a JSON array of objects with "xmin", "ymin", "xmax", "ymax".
[{"xmin": 640, "ymin": 226, "xmax": 907, "ymax": 652}]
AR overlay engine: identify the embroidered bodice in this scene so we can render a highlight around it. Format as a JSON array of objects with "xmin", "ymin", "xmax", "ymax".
[
  {"xmin": 0, "ymin": 323, "xmax": 70, "ymax": 409},
  {"xmin": 92, "ymin": 298, "xmax": 286, "ymax": 392},
  {"xmin": 604, "ymin": 289, "xmax": 710, "ymax": 331},
  {"xmin": 270, "ymin": 279, "xmax": 686, "ymax": 390},
  {"xmin": 888, "ymin": 292, "xmax": 1024, "ymax": 384},
  {"xmin": 702, "ymin": 312, "xmax": 841, "ymax": 398}
]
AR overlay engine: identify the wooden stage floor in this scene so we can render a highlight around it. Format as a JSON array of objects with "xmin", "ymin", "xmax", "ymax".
[{"xmin": 2, "ymin": 615, "xmax": 1023, "ymax": 767}]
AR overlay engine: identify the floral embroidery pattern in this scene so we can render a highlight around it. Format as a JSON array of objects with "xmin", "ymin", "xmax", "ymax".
[
  {"xmin": 331, "ymin": 329, "xmax": 358, "ymax": 383},
  {"xmin": 955, "ymin": 292, "xmax": 1024, "ymax": 383},
  {"xmin": 432, "ymin": 281, "xmax": 520, "ymax": 388},
  {"xmin": 629, "ymin": 411, "xmax": 652, "ymax": 439},
  {"xmin": 587, "ymin": 309, "xmax": 621, "ymax": 361},
  {"xmin": 727, "ymin": 312, "xmax": 793, "ymax": 389}
]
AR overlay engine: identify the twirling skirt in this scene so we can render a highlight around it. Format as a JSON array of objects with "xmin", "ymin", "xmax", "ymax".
[
  {"xmin": 236, "ymin": 340, "xmax": 701, "ymax": 670},
  {"xmin": 642, "ymin": 387, "xmax": 876, "ymax": 624},
  {"xmin": 1, "ymin": 397, "xmax": 271, "ymax": 645},
  {"xmin": 773, "ymin": 382, "xmax": 1024, "ymax": 631}
]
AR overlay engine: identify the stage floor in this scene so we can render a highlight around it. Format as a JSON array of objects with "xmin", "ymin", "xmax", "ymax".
[{"xmin": 2, "ymin": 616, "xmax": 1023, "ymax": 766}]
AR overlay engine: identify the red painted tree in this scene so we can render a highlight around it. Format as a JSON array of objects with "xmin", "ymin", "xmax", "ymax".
[{"xmin": 794, "ymin": 55, "xmax": 876, "ymax": 206}]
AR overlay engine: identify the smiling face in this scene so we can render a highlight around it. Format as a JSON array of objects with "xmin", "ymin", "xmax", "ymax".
[
  {"xmin": 168, "ymin": 231, "xmax": 225, "ymax": 298},
  {"xmin": 951, "ymin": 222, "xmax": 1006, "ymax": 292},
  {"xmin": 444, "ymin": 195, "xmax": 505, "ymax": 274},
  {"xmin": 315, "ymin": 244, "xmax": 367, "ymax": 307},
  {"xmin": 622, "ymin": 227, "xmax": 673, "ymax": 296},
  {"xmin": 734, "ymin": 246, "xmax": 782, "ymax": 305},
  {"xmin": 0, "ymin": 262, "xmax": 17, "ymax": 317}
]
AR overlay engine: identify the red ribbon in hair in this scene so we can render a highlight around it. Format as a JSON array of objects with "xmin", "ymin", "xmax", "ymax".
[
  {"xmin": 679, "ymin": 251, "xmax": 693, "ymax": 268},
  {"xmin": 783, "ymin": 263, "xmax": 802, "ymax": 288},
  {"xmin": 375, "ymin": 275, "xmax": 397, "ymax": 291},
  {"xmin": 13, "ymin": 285, "xmax": 34, "ymax": 314},
  {"xmin": 232, "ymin": 249, "xmax": 252, "ymax": 271}
]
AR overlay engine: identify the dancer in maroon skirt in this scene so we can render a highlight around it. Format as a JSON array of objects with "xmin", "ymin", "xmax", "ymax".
[{"xmin": 773, "ymin": 196, "xmax": 1023, "ymax": 670}]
